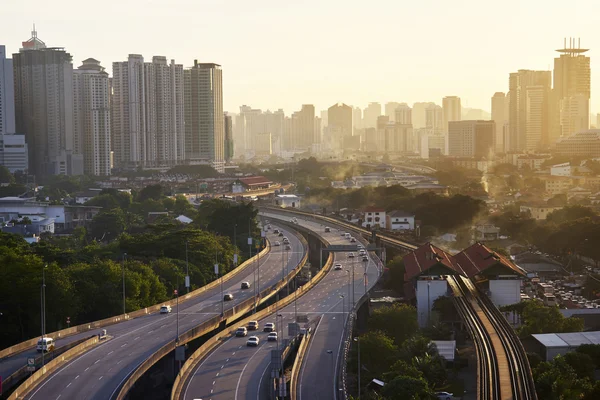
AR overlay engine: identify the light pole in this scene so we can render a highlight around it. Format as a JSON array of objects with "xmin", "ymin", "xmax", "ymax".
[
  {"xmin": 185, "ymin": 241, "xmax": 190, "ymax": 294},
  {"xmin": 41, "ymin": 264, "xmax": 47, "ymax": 367},
  {"xmin": 326, "ymin": 349, "xmax": 334, "ymax": 394},
  {"xmin": 427, "ymin": 280, "xmax": 431, "ymax": 327},
  {"xmin": 277, "ymin": 313, "xmax": 285, "ymax": 398},
  {"xmin": 294, "ymin": 275, "xmax": 298, "ymax": 323},
  {"xmin": 354, "ymin": 337, "xmax": 361, "ymax": 398},
  {"xmin": 352, "ymin": 258, "xmax": 356, "ymax": 306},
  {"xmin": 175, "ymin": 273, "xmax": 180, "ymax": 344},
  {"xmin": 122, "ymin": 253, "xmax": 127, "ymax": 316},
  {"xmin": 362, "ymin": 259, "xmax": 368, "ymax": 296},
  {"xmin": 340, "ymin": 295, "xmax": 345, "ymax": 322},
  {"xmin": 346, "ymin": 270, "xmax": 351, "ymax": 307}
]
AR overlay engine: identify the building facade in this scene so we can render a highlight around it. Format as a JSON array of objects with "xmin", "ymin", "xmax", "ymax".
[
  {"xmin": 442, "ymin": 96, "xmax": 461, "ymax": 133},
  {"xmin": 491, "ymin": 92, "xmax": 508, "ymax": 152},
  {"xmin": 0, "ymin": 45, "xmax": 15, "ymax": 136},
  {"xmin": 448, "ymin": 120, "xmax": 495, "ymax": 158},
  {"xmin": 555, "ymin": 130, "xmax": 600, "ymax": 157},
  {"xmin": 224, "ymin": 112, "xmax": 233, "ymax": 162}
]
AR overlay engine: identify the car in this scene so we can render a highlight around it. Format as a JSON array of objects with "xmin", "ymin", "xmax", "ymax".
[
  {"xmin": 334, "ymin": 263, "xmax": 343, "ymax": 270},
  {"xmin": 340, "ymin": 232, "xmax": 346, "ymax": 236},
  {"xmin": 235, "ymin": 327, "xmax": 248, "ymax": 337},
  {"xmin": 263, "ymin": 322, "xmax": 275, "ymax": 332},
  {"xmin": 436, "ymin": 392, "xmax": 453, "ymax": 400},
  {"xmin": 285, "ymin": 244, "xmax": 292, "ymax": 250},
  {"xmin": 224, "ymin": 293, "xmax": 234, "ymax": 301},
  {"xmin": 247, "ymin": 336, "xmax": 260, "ymax": 347},
  {"xmin": 357, "ymin": 244, "xmax": 364, "ymax": 249},
  {"xmin": 247, "ymin": 321, "xmax": 259, "ymax": 330},
  {"xmin": 241, "ymin": 281, "xmax": 250, "ymax": 289},
  {"xmin": 348, "ymin": 252, "xmax": 355, "ymax": 258},
  {"xmin": 362, "ymin": 256, "xmax": 369, "ymax": 262},
  {"xmin": 267, "ymin": 332, "xmax": 278, "ymax": 341},
  {"xmin": 283, "ymin": 237, "xmax": 289, "ymax": 244},
  {"xmin": 160, "ymin": 305, "xmax": 172, "ymax": 314},
  {"xmin": 267, "ymin": 224, "xmax": 272, "ymax": 230},
  {"xmin": 274, "ymin": 229, "xmax": 280, "ymax": 234},
  {"xmin": 325, "ymin": 227, "xmax": 331, "ymax": 232},
  {"xmin": 274, "ymin": 241, "xmax": 281, "ymax": 246},
  {"xmin": 278, "ymin": 232, "xmax": 284, "ymax": 237},
  {"xmin": 350, "ymin": 237, "xmax": 356, "ymax": 243},
  {"xmin": 359, "ymin": 249, "xmax": 366, "ymax": 256},
  {"xmin": 36, "ymin": 337, "xmax": 54, "ymax": 352}
]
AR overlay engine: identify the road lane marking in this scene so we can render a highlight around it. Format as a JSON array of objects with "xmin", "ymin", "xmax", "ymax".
[
  {"xmin": 213, "ymin": 381, "xmax": 216, "ymax": 385},
  {"xmin": 85, "ymin": 367, "xmax": 89, "ymax": 372},
  {"xmin": 99, "ymin": 376, "xmax": 103, "ymax": 380},
  {"xmin": 216, "ymin": 373, "xmax": 219, "ymax": 377},
  {"xmin": 75, "ymin": 375, "xmax": 79, "ymax": 380},
  {"xmin": 94, "ymin": 360, "xmax": 100, "ymax": 364},
  {"xmin": 134, "ymin": 336, "xmax": 140, "ymax": 340},
  {"xmin": 108, "ymin": 351, "xmax": 114, "ymax": 355},
  {"xmin": 299, "ymin": 314, "xmax": 324, "ymax": 399},
  {"xmin": 55, "ymin": 396, "xmax": 61, "ymax": 400},
  {"xmin": 66, "ymin": 383, "xmax": 72, "ymax": 388},
  {"xmin": 121, "ymin": 343, "xmax": 127, "ymax": 347},
  {"xmin": 117, "ymin": 360, "xmax": 122, "ymax": 364}
]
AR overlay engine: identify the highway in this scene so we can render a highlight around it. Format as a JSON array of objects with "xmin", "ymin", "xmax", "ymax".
[
  {"xmin": 180, "ymin": 212, "xmax": 381, "ymax": 400},
  {"xmin": 13, "ymin": 227, "xmax": 305, "ymax": 400}
]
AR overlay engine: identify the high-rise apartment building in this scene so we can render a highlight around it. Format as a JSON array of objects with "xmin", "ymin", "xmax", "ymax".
[
  {"xmin": 394, "ymin": 104, "xmax": 412, "ymax": 125},
  {"xmin": 13, "ymin": 29, "xmax": 82, "ymax": 177},
  {"xmin": 442, "ymin": 96, "xmax": 461, "ymax": 133},
  {"xmin": 224, "ymin": 113, "xmax": 233, "ymax": 162},
  {"xmin": 290, "ymin": 104, "xmax": 315, "ymax": 150},
  {"xmin": 508, "ymin": 70, "xmax": 551, "ymax": 151},
  {"xmin": 554, "ymin": 40, "xmax": 591, "ymax": 141},
  {"xmin": 0, "ymin": 45, "xmax": 15, "ymax": 136},
  {"xmin": 352, "ymin": 106, "xmax": 362, "ymax": 131},
  {"xmin": 425, "ymin": 104, "xmax": 443, "ymax": 133},
  {"xmin": 412, "ymin": 102, "xmax": 434, "ymax": 129},
  {"xmin": 448, "ymin": 120, "xmax": 495, "ymax": 158},
  {"xmin": 73, "ymin": 58, "xmax": 111, "ymax": 175},
  {"xmin": 385, "ymin": 102, "xmax": 402, "ymax": 122},
  {"xmin": 491, "ymin": 92, "xmax": 508, "ymax": 152},
  {"xmin": 327, "ymin": 103, "xmax": 353, "ymax": 149},
  {"xmin": 184, "ymin": 61, "xmax": 224, "ymax": 172},
  {"xmin": 363, "ymin": 102, "xmax": 381, "ymax": 129}
]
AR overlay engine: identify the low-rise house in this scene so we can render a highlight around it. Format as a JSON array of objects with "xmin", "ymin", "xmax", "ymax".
[
  {"xmin": 567, "ymin": 186, "xmax": 592, "ymax": 201},
  {"xmin": 520, "ymin": 203, "xmax": 563, "ymax": 220},
  {"xmin": 274, "ymin": 194, "xmax": 300, "ymax": 208},
  {"xmin": 473, "ymin": 223, "xmax": 501, "ymax": 241},
  {"xmin": 386, "ymin": 210, "xmax": 415, "ymax": 231},
  {"xmin": 74, "ymin": 189, "xmax": 102, "ymax": 204},
  {"xmin": 362, "ymin": 208, "xmax": 386, "ymax": 229}
]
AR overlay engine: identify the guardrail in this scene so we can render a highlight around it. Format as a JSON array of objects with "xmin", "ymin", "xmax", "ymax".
[
  {"xmin": 116, "ymin": 230, "xmax": 309, "ymax": 400},
  {"xmin": 289, "ymin": 320, "xmax": 315, "ymax": 400},
  {"xmin": 7, "ymin": 336, "xmax": 101, "ymax": 400},
  {"xmin": 0, "ymin": 242, "xmax": 271, "ymax": 361},
  {"xmin": 171, "ymin": 229, "xmax": 335, "ymax": 400}
]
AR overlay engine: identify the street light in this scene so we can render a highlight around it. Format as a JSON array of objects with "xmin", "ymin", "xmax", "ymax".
[
  {"xmin": 41, "ymin": 264, "xmax": 47, "ymax": 367},
  {"xmin": 345, "ymin": 270, "xmax": 351, "ymax": 308},
  {"xmin": 276, "ymin": 313, "xmax": 285, "ymax": 397},
  {"xmin": 354, "ymin": 337, "xmax": 361, "ymax": 398},
  {"xmin": 340, "ymin": 295, "xmax": 345, "ymax": 322},
  {"xmin": 185, "ymin": 241, "xmax": 190, "ymax": 294},
  {"xmin": 326, "ymin": 349, "xmax": 334, "ymax": 392},
  {"xmin": 122, "ymin": 253, "xmax": 127, "ymax": 316},
  {"xmin": 362, "ymin": 258, "xmax": 369, "ymax": 296}
]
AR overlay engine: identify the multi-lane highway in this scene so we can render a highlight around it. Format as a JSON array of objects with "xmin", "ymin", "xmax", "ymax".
[
  {"xmin": 180, "ymin": 212, "xmax": 381, "ymax": 400},
  {"xmin": 9, "ymin": 227, "xmax": 305, "ymax": 400}
]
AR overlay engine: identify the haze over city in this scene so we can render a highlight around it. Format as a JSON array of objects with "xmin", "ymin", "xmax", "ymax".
[{"xmin": 2, "ymin": 0, "xmax": 600, "ymax": 113}]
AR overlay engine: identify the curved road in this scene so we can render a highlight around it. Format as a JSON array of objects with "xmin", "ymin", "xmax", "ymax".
[
  {"xmin": 17, "ymin": 227, "xmax": 305, "ymax": 400},
  {"xmin": 181, "ymin": 213, "xmax": 381, "ymax": 400}
]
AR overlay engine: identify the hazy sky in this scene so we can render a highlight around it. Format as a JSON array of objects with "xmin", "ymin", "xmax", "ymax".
[{"xmin": 2, "ymin": 0, "xmax": 599, "ymax": 115}]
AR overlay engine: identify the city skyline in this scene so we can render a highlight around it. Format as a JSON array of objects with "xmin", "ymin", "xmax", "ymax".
[{"xmin": 1, "ymin": 0, "xmax": 599, "ymax": 114}]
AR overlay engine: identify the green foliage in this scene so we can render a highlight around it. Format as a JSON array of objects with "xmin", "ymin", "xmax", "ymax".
[
  {"xmin": 137, "ymin": 184, "xmax": 165, "ymax": 202},
  {"xmin": 358, "ymin": 330, "xmax": 399, "ymax": 376},
  {"xmin": 369, "ymin": 304, "xmax": 419, "ymax": 345},
  {"xmin": 518, "ymin": 301, "xmax": 584, "ymax": 337},
  {"xmin": 563, "ymin": 351, "xmax": 595, "ymax": 380},
  {"xmin": 546, "ymin": 206, "xmax": 597, "ymax": 225},
  {"xmin": 0, "ymin": 184, "xmax": 26, "ymax": 197},
  {"xmin": 90, "ymin": 208, "xmax": 127, "ymax": 241},
  {"xmin": 384, "ymin": 256, "xmax": 405, "ymax": 292},
  {"xmin": 533, "ymin": 355, "xmax": 593, "ymax": 400},
  {"xmin": 380, "ymin": 375, "xmax": 436, "ymax": 400},
  {"xmin": 576, "ymin": 344, "xmax": 600, "ymax": 369},
  {"xmin": 195, "ymin": 199, "xmax": 259, "ymax": 250},
  {"xmin": 0, "ymin": 165, "xmax": 15, "ymax": 184}
]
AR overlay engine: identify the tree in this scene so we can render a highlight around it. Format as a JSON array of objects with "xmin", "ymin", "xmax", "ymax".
[
  {"xmin": 380, "ymin": 375, "xmax": 436, "ymax": 400},
  {"xmin": 369, "ymin": 304, "xmax": 418, "ymax": 345},
  {"xmin": 384, "ymin": 256, "xmax": 405, "ymax": 293},
  {"xmin": 576, "ymin": 344, "xmax": 600, "ymax": 369},
  {"xmin": 137, "ymin": 184, "xmax": 165, "ymax": 202},
  {"xmin": 0, "ymin": 165, "xmax": 15, "ymax": 184},
  {"xmin": 358, "ymin": 330, "xmax": 398, "ymax": 376},
  {"xmin": 518, "ymin": 301, "xmax": 584, "ymax": 337},
  {"xmin": 399, "ymin": 334, "xmax": 440, "ymax": 361},
  {"xmin": 564, "ymin": 351, "xmax": 595, "ymax": 380},
  {"xmin": 90, "ymin": 208, "xmax": 127, "ymax": 242},
  {"xmin": 534, "ymin": 356, "xmax": 592, "ymax": 400}
]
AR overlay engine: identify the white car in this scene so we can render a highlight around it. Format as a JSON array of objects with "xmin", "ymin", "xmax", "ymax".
[
  {"xmin": 274, "ymin": 241, "xmax": 281, "ymax": 246},
  {"xmin": 436, "ymin": 392, "xmax": 453, "ymax": 400},
  {"xmin": 236, "ymin": 327, "xmax": 248, "ymax": 337},
  {"xmin": 334, "ymin": 263, "xmax": 343, "ymax": 270},
  {"xmin": 347, "ymin": 252, "xmax": 355, "ymax": 258},
  {"xmin": 263, "ymin": 322, "xmax": 275, "ymax": 332},
  {"xmin": 160, "ymin": 305, "xmax": 172, "ymax": 314},
  {"xmin": 267, "ymin": 332, "xmax": 278, "ymax": 341},
  {"xmin": 247, "ymin": 336, "xmax": 260, "ymax": 347}
]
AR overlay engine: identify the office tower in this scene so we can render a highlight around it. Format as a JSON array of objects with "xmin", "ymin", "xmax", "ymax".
[
  {"xmin": 375, "ymin": 115, "xmax": 390, "ymax": 152},
  {"xmin": 385, "ymin": 102, "xmax": 402, "ymax": 121},
  {"xmin": 425, "ymin": 104, "xmax": 443, "ymax": 133},
  {"xmin": 412, "ymin": 102, "xmax": 433, "ymax": 129},
  {"xmin": 327, "ymin": 103, "xmax": 353, "ymax": 149},
  {"xmin": 353, "ymin": 106, "xmax": 362, "ymax": 131},
  {"xmin": 13, "ymin": 28, "xmax": 81, "ymax": 177},
  {"xmin": 184, "ymin": 61, "xmax": 224, "ymax": 172},
  {"xmin": 320, "ymin": 110, "xmax": 328, "ymax": 128},
  {"xmin": 363, "ymin": 102, "xmax": 381, "ymax": 129},
  {"xmin": 266, "ymin": 109, "xmax": 285, "ymax": 155},
  {"xmin": 508, "ymin": 70, "xmax": 551, "ymax": 151},
  {"xmin": 554, "ymin": 39, "xmax": 591, "ymax": 142},
  {"xmin": 224, "ymin": 112, "xmax": 233, "ymax": 162},
  {"xmin": 448, "ymin": 120, "xmax": 495, "ymax": 158},
  {"xmin": 491, "ymin": 92, "xmax": 508, "ymax": 152},
  {"xmin": 394, "ymin": 103, "xmax": 412, "ymax": 125},
  {"xmin": 72, "ymin": 58, "xmax": 111, "ymax": 175},
  {"xmin": 255, "ymin": 132, "xmax": 272, "ymax": 155},
  {"xmin": 442, "ymin": 96, "xmax": 461, "ymax": 133},
  {"xmin": 290, "ymin": 104, "xmax": 315, "ymax": 149},
  {"xmin": 0, "ymin": 45, "xmax": 15, "ymax": 136}
]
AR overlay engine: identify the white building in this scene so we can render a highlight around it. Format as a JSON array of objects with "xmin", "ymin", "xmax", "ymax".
[
  {"xmin": 550, "ymin": 162, "xmax": 571, "ymax": 176},
  {"xmin": 387, "ymin": 210, "xmax": 415, "ymax": 231},
  {"xmin": 532, "ymin": 331, "xmax": 600, "ymax": 361},
  {"xmin": 0, "ymin": 134, "xmax": 28, "ymax": 173},
  {"xmin": 362, "ymin": 208, "xmax": 386, "ymax": 229},
  {"xmin": 184, "ymin": 61, "xmax": 224, "ymax": 172},
  {"xmin": 73, "ymin": 59, "xmax": 111, "ymax": 175},
  {"xmin": 274, "ymin": 194, "xmax": 300, "ymax": 208}
]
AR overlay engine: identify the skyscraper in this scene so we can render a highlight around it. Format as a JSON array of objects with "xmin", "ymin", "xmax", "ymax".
[
  {"xmin": 385, "ymin": 102, "xmax": 402, "ymax": 122},
  {"xmin": 491, "ymin": 92, "xmax": 508, "ymax": 152},
  {"xmin": 448, "ymin": 120, "xmax": 495, "ymax": 158},
  {"xmin": 224, "ymin": 112, "xmax": 233, "ymax": 162},
  {"xmin": 327, "ymin": 103, "xmax": 353, "ymax": 149},
  {"xmin": 352, "ymin": 106, "xmax": 362, "ymax": 131},
  {"xmin": 394, "ymin": 103, "xmax": 412, "ymax": 125},
  {"xmin": 508, "ymin": 70, "xmax": 551, "ymax": 151},
  {"xmin": 184, "ymin": 61, "xmax": 224, "ymax": 172},
  {"xmin": 0, "ymin": 45, "xmax": 15, "ymax": 136},
  {"xmin": 553, "ymin": 39, "xmax": 591, "ymax": 141},
  {"xmin": 290, "ymin": 104, "xmax": 315, "ymax": 149},
  {"xmin": 363, "ymin": 102, "xmax": 381, "ymax": 129},
  {"xmin": 442, "ymin": 96, "xmax": 461, "ymax": 133},
  {"xmin": 13, "ymin": 28, "xmax": 81, "ymax": 177},
  {"xmin": 425, "ymin": 104, "xmax": 443, "ymax": 133},
  {"xmin": 73, "ymin": 58, "xmax": 111, "ymax": 175}
]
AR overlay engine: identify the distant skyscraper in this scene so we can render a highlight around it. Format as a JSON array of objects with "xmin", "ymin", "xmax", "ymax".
[
  {"xmin": 363, "ymin": 102, "xmax": 381, "ymax": 129},
  {"xmin": 13, "ymin": 28, "xmax": 81, "ymax": 177},
  {"xmin": 385, "ymin": 102, "xmax": 402, "ymax": 121},
  {"xmin": 442, "ymin": 96, "xmax": 461, "ymax": 133},
  {"xmin": 425, "ymin": 104, "xmax": 443, "ymax": 133},
  {"xmin": 0, "ymin": 45, "xmax": 15, "ymax": 135},
  {"xmin": 352, "ymin": 106, "xmax": 362, "ymax": 131},
  {"xmin": 491, "ymin": 92, "xmax": 508, "ymax": 152},
  {"xmin": 508, "ymin": 69, "xmax": 551, "ymax": 151},
  {"xmin": 412, "ymin": 102, "xmax": 434, "ymax": 129},
  {"xmin": 394, "ymin": 104, "xmax": 412, "ymax": 125},
  {"xmin": 291, "ymin": 104, "xmax": 315, "ymax": 149},
  {"xmin": 73, "ymin": 58, "xmax": 111, "ymax": 175},
  {"xmin": 554, "ymin": 39, "xmax": 591, "ymax": 141},
  {"xmin": 184, "ymin": 61, "xmax": 224, "ymax": 172},
  {"xmin": 224, "ymin": 112, "xmax": 233, "ymax": 162},
  {"xmin": 448, "ymin": 120, "xmax": 495, "ymax": 158},
  {"xmin": 328, "ymin": 103, "xmax": 353, "ymax": 149}
]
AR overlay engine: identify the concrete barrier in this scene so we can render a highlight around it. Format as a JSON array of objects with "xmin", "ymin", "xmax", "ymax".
[
  {"xmin": 117, "ymin": 231, "xmax": 310, "ymax": 400},
  {"xmin": 0, "ymin": 242, "xmax": 271, "ymax": 361},
  {"xmin": 290, "ymin": 330, "xmax": 311, "ymax": 400},
  {"xmin": 171, "ymin": 229, "xmax": 335, "ymax": 400},
  {"xmin": 7, "ymin": 336, "xmax": 101, "ymax": 400}
]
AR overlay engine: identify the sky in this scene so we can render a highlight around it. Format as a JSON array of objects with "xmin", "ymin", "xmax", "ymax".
[{"xmin": 2, "ymin": 0, "xmax": 600, "ymax": 116}]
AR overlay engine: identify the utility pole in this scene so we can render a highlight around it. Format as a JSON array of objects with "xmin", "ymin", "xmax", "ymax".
[
  {"xmin": 185, "ymin": 241, "xmax": 190, "ymax": 294},
  {"xmin": 41, "ymin": 264, "xmax": 47, "ymax": 367},
  {"xmin": 122, "ymin": 253, "xmax": 127, "ymax": 316}
]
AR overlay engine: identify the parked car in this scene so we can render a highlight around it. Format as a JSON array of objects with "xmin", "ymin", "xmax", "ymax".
[
  {"xmin": 224, "ymin": 293, "xmax": 234, "ymax": 301},
  {"xmin": 263, "ymin": 322, "xmax": 275, "ymax": 332},
  {"xmin": 267, "ymin": 332, "xmax": 278, "ymax": 341},
  {"xmin": 236, "ymin": 327, "xmax": 248, "ymax": 337},
  {"xmin": 241, "ymin": 281, "xmax": 250, "ymax": 289},
  {"xmin": 247, "ymin": 336, "xmax": 260, "ymax": 347},
  {"xmin": 160, "ymin": 305, "xmax": 172, "ymax": 314}
]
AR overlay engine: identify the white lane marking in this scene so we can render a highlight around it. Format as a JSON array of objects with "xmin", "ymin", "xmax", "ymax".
[
  {"xmin": 256, "ymin": 361, "xmax": 271, "ymax": 400},
  {"xmin": 117, "ymin": 360, "xmax": 122, "ymax": 364},
  {"xmin": 75, "ymin": 375, "xmax": 79, "ymax": 380},
  {"xmin": 216, "ymin": 373, "xmax": 219, "ymax": 377},
  {"xmin": 299, "ymin": 315, "xmax": 324, "ymax": 399},
  {"xmin": 108, "ymin": 351, "xmax": 114, "ymax": 355},
  {"xmin": 94, "ymin": 359, "xmax": 100, "ymax": 364},
  {"xmin": 99, "ymin": 376, "xmax": 103, "ymax": 380},
  {"xmin": 211, "ymin": 389, "xmax": 214, "ymax": 394},
  {"xmin": 232, "ymin": 352, "xmax": 235, "ymax": 355},
  {"xmin": 121, "ymin": 343, "xmax": 127, "ymax": 348},
  {"xmin": 84, "ymin": 367, "xmax": 89, "ymax": 372},
  {"xmin": 148, "ymin": 330, "xmax": 154, "ymax": 334},
  {"xmin": 226, "ymin": 358, "xmax": 229, "ymax": 362},
  {"xmin": 235, "ymin": 343, "xmax": 270, "ymax": 400},
  {"xmin": 213, "ymin": 381, "xmax": 216, "ymax": 385},
  {"xmin": 66, "ymin": 383, "xmax": 72, "ymax": 388},
  {"xmin": 134, "ymin": 336, "xmax": 140, "ymax": 340},
  {"xmin": 55, "ymin": 396, "xmax": 61, "ymax": 400},
  {"xmin": 221, "ymin": 365, "xmax": 224, "ymax": 369}
]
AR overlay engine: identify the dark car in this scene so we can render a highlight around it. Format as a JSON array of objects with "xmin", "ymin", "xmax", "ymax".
[
  {"xmin": 241, "ymin": 281, "xmax": 250, "ymax": 289},
  {"xmin": 224, "ymin": 293, "xmax": 233, "ymax": 301}
]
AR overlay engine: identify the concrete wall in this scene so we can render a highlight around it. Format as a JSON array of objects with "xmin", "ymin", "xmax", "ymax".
[
  {"xmin": 416, "ymin": 279, "xmax": 448, "ymax": 327},
  {"xmin": 489, "ymin": 279, "xmax": 521, "ymax": 307}
]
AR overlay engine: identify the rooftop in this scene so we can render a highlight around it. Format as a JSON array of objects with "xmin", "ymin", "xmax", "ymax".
[
  {"xmin": 453, "ymin": 242, "xmax": 524, "ymax": 278},
  {"xmin": 533, "ymin": 331, "xmax": 600, "ymax": 348},
  {"xmin": 388, "ymin": 210, "xmax": 415, "ymax": 218},
  {"xmin": 363, "ymin": 207, "xmax": 386, "ymax": 213},
  {"xmin": 403, "ymin": 242, "xmax": 463, "ymax": 281}
]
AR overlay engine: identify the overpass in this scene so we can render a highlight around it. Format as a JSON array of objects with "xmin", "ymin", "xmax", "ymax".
[{"xmin": 2, "ymin": 226, "xmax": 307, "ymax": 400}]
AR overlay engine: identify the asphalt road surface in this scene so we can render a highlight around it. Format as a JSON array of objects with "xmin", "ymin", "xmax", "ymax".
[
  {"xmin": 10, "ymin": 227, "xmax": 305, "ymax": 400},
  {"xmin": 181, "ymin": 212, "xmax": 381, "ymax": 400}
]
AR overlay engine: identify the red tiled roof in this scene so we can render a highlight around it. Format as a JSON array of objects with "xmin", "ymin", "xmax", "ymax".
[
  {"xmin": 239, "ymin": 176, "xmax": 273, "ymax": 186},
  {"xmin": 453, "ymin": 242, "xmax": 524, "ymax": 278},
  {"xmin": 403, "ymin": 243, "xmax": 464, "ymax": 281},
  {"xmin": 363, "ymin": 207, "xmax": 386, "ymax": 212}
]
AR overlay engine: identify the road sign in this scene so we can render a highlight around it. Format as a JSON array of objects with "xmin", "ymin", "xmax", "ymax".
[
  {"xmin": 27, "ymin": 366, "xmax": 36, "ymax": 372},
  {"xmin": 174, "ymin": 289, "xmax": 178, "ymax": 296},
  {"xmin": 27, "ymin": 357, "xmax": 35, "ymax": 367}
]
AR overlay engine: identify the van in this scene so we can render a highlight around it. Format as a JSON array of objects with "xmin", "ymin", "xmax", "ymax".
[{"xmin": 37, "ymin": 337, "xmax": 54, "ymax": 352}]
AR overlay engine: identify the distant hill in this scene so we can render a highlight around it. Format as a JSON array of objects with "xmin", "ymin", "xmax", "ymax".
[{"xmin": 462, "ymin": 107, "xmax": 491, "ymax": 120}]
